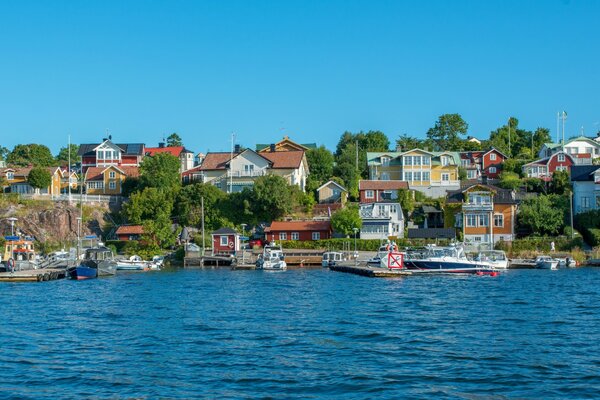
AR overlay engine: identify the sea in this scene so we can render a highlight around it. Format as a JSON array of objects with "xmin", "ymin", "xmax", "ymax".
[{"xmin": 1, "ymin": 268, "xmax": 600, "ymax": 399}]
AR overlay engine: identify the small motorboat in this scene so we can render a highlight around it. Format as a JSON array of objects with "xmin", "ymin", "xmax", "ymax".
[
  {"xmin": 535, "ymin": 255, "xmax": 559, "ymax": 270},
  {"xmin": 67, "ymin": 247, "xmax": 117, "ymax": 280},
  {"xmin": 322, "ymin": 251, "xmax": 344, "ymax": 267},
  {"xmin": 256, "ymin": 243, "xmax": 287, "ymax": 271},
  {"xmin": 474, "ymin": 250, "xmax": 509, "ymax": 269},
  {"xmin": 116, "ymin": 255, "xmax": 147, "ymax": 271},
  {"xmin": 556, "ymin": 257, "xmax": 577, "ymax": 268},
  {"xmin": 403, "ymin": 244, "xmax": 495, "ymax": 274}
]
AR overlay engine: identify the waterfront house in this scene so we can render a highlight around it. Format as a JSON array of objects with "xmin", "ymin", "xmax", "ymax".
[
  {"xmin": 256, "ymin": 136, "xmax": 316, "ymax": 153},
  {"xmin": 522, "ymin": 151, "xmax": 575, "ymax": 181},
  {"xmin": 359, "ymin": 202, "xmax": 405, "ymax": 240},
  {"xmin": 78, "ymin": 138, "xmax": 145, "ymax": 173},
  {"xmin": 265, "ymin": 220, "xmax": 332, "ymax": 241},
  {"xmin": 367, "ymin": 149, "xmax": 460, "ymax": 197},
  {"xmin": 84, "ymin": 166, "xmax": 139, "ymax": 195},
  {"xmin": 211, "ymin": 227, "xmax": 242, "ymax": 255},
  {"xmin": 115, "ymin": 225, "xmax": 144, "ymax": 241},
  {"xmin": 570, "ymin": 165, "xmax": 600, "ymax": 214},
  {"xmin": 539, "ymin": 136, "xmax": 600, "ymax": 160},
  {"xmin": 194, "ymin": 148, "xmax": 308, "ymax": 193},
  {"xmin": 359, "ymin": 180, "xmax": 409, "ymax": 203},
  {"xmin": 145, "ymin": 142, "xmax": 195, "ymax": 173},
  {"xmin": 459, "ymin": 148, "xmax": 508, "ymax": 180},
  {"xmin": 446, "ymin": 184, "xmax": 517, "ymax": 247}
]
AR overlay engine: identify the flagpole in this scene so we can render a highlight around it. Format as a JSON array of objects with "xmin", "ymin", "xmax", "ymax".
[{"xmin": 557, "ymin": 112, "xmax": 560, "ymax": 143}]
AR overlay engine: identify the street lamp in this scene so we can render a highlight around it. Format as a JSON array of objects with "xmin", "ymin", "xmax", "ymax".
[
  {"xmin": 352, "ymin": 227, "xmax": 359, "ymax": 264},
  {"xmin": 7, "ymin": 217, "xmax": 17, "ymax": 236},
  {"xmin": 240, "ymin": 223, "xmax": 247, "ymax": 264}
]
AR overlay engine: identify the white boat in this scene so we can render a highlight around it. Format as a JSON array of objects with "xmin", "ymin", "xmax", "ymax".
[
  {"xmin": 367, "ymin": 242, "xmax": 396, "ymax": 266},
  {"xmin": 116, "ymin": 255, "xmax": 148, "ymax": 271},
  {"xmin": 474, "ymin": 250, "xmax": 509, "ymax": 269},
  {"xmin": 322, "ymin": 251, "xmax": 344, "ymax": 267},
  {"xmin": 556, "ymin": 257, "xmax": 577, "ymax": 268},
  {"xmin": 535, "ymin": 255, "xmax": 559, "ymax": 270},
  {"xmin": 256, "ymin": 243, "xmax": 287, "ymax": 271},
  {"xmin": 403, "ymin": 244, "xmax": 496, "ymax": 274}
]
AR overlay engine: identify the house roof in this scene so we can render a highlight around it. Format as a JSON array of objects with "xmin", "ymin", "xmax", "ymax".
[
  {"xmin": 366, "ymin": 152, "xmax": 404, "ymax": 166},
  {"xmin": 446, "ymin": 184, "xmax": 517, "ymax": 204},
  {"xmin": 265, "ymin": 220, "xmax": 332, "ymax": 232},
  {"xmin": 115, "ymin": 225, "xmax": 144, "ymax": 235},
  {"xmin": 261, "ymin": 151, "xmax": 305, "ymax": 169},
  {"xmin": 421, "ymin": 205, "xmax": 441, "ymax": 213},
  {"xmin": 407, "ymin": 228, "xmax": 456, "ymax": 239},
  {"xmin": 359, "ymin": 180, "xmax": 409, "ymax": 191},
  {"xmin": 255, "ymin": 136, "xmax": 317, "ymax": 152},
  {"xmin": 483, "ymin": 147, "xmax": 509, "ymax": 159},
  {"xmin": 145, "ymin": 146, "xmax": 190, "ymax": 157},
  {"xmin": 570, "ymin": 165, "xmax": 600, "ymax": 181},
  {"xmin": 77, "ymin": 141, "xmax": 145, "ymax": 157},
  {"xmin": 198, "ymin": 152, "xmax": 234, "ymax": 171},
  {"xmin": 523, "ymin": 151, "xmax": 574, "ymax": 167},
  {"xmin": 212, "ymin": 227, "xmax": 238, "ymax": 235},
  {"xmin": 84, "ymin": 166, "xmax": 140, "ymax": 181},
  {"xmin": 316, "ymin": 180, "xmax": 347, "ymax": 193}
]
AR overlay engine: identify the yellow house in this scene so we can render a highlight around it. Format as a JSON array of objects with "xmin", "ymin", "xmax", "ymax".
[
  {"xmin": 84, "ymin": 166, "xmax": 139, "ymax": 195},
  {"xmin": 1, "ymin": 166, "xmax": 71, "ymax": 195}
]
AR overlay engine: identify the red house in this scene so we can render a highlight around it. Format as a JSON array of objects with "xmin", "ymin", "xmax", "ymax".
[
  {"xmin": 265, "ymin": 221, "xmax": 332, "ymax": 241},
  {"xmin": 358, "ymin": 180, "xmax": 409, "ymax": 203},
  {"xmin": 211, "ymin": 227, "xmax": 241, "ymax": 255},
  {"xmin": 522, "ymin": 151, "xmax": 575, "ymax": 181},
  {"xmin": 482, "ymin": 148, "xmax": 508, "ymax": 179},
  {"xmin": 77, "ymin": 139, "xmax": 145, "ymax": 173},
  {"xmin": 115, "ymin": 225, "xmax": 144, "ymax": 241}
]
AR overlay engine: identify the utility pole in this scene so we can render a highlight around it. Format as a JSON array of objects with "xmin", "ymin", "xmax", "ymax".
[
  {"xmin": 68, "ymin": 134, "xmax": 71, "ymax": 204},
  {"xmin": 508, "ymin": 118, "xmax": 511, "ymax": 156},
  {"xmin": 229, "ymin": 132, "xmax": 235, "ymax": 194},
  {"xmin": 201, "ymin": 196, "xmax": 205, "ymax": 256},
  {"xmin": 570, "ymin": 191, "xmax": 574, "ymax": 239},
  {"xmin": 355, "ymin": 140, "xmax": 358, "ymax": 171},
  {"xmin": 562, "ymin": 111, "xmax": 567, "ymax": 144},
  {"xmin": 557, "ymin": 112, "xmax": 560, "ymax": 143}
]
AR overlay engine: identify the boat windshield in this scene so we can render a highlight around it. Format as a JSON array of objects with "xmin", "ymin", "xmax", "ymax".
[
  {"xmin": 427, "ymin": 247, "xmax": 460, "ymax": 258},
  {"xmin": 477, "ymin": 251, "xmax": 506, "ymax": 261}
]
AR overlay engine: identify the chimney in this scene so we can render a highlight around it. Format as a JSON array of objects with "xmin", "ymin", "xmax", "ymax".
[
  {"xmin": 270, "ymin": 143, "xmax": 276, "ymax": 152},
  {"xmin": 234, "ymin": 144, "xmax": 241, "ymax": 153},
  {"xmin": 158, "ymin": 142, "xmax": 165, "ymax": 148}
]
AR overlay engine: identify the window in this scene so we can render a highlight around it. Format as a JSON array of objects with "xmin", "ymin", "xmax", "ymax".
[
  {"xmin": 474, "ymin": 237, "xmax": 482, "ymax": 242},
  {"xmin": 582, "ymin": 197, "xmax": 590, "ymax": 208},
  {"xmin": 312, "ymin": 232, "xmax": 321, "ymax": 240},
  {"xmin": 381, "ymin": 156, "xmax": 390, "ymax": 166},
  {"xmin": 467, "ymin": 170, "xmax": 476, "ymax": 179},
  {"xmin": 494, "ymin": 214, "xmax": 504, "ymax": 227},
  {"xmin": 414, "ymin": 171, "xmax": 421, "ymax": 181},
  {"xmin": 97, "ymin": 150, "xmax": 104, "ymax": 160},
  {"xmin": 489, "ymin": 167, "xmax": 497, "ymax": 174},
  {"xmin": 291, "ymin": 232, "xmax": 299, "ymax": 240},
  {"xmin": 414, "ymin": 156, "xmax": 421, "ymax": 166},
  {"xmin": 423, "ymin": 172, "xmax": 430, "ymax": 181},
  {"xmin": 490, "ymin": 153, "xmax": 497, "ymax": 161},
  {"xmin": 381, "ymin": 172, "xmax": 390, "ymax": 181},
  {"xmin": 279, "ymin": 232, "xmax": 287, "ymax": 240},
  {"xmin": 109, "ymin": 171, "xmax": 116, "ymax": 179},
  {"xmin": 404, "ymin": 156, "xmax": 412, "ymax": 166},
  {"xmin": 441, "ymin": 173, "xmax": 449, "ymax": 182},
  {"xmin": 365, "ymin": 190, "xmax": 374, "ymax": 199},
  {"xmin": 556, "ymin": 166, "xmax": 567, "ymax": 172},
  {"xmin": 220, "ymin": 236, "xmax": 229, "ymax": 246},
  {"xmin": 462, "ymin": 159, "xmax": 471, "ymax": 167},
  {"xmin": 466, "ymin": 214, "xmax": 477, "ymax": 227},
  {"xmin": 441, "ymin": 156, "xmax": 449, "ymax": 166},
  {"xmin": 109, "ymin": 181, "xmax": 116, "ymax": 190},
  {"xmin": 558, "ymin": 153, "xmax": 565, "ymax": 162},
  {"xmin": 6, "ymin": 172, "xmax": 14, "ymax": 180},
  {"xmin": 423, "ymin": 157, "xmax": 430, "ymax": 166},
  {"xmin": 404, "ymin": 171, "xmax": 413, "ymax": 181},
  {"xmin": 587, "ymin": 147, "xmax": 593, "ymax": 154},
  {"xmin": 478, "ymin": 214, "xmax": 489, "ymax": 227},
  {"xmin": 87, "ymin": 181, "xmax": 104, "ymax": 189}
]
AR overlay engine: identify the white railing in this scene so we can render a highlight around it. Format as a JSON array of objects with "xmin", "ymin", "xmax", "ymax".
[
  {"xmin": 463, "ymin": 203, "xmax": 493, "ymax": 211},
  {"xmin": 430, "ymin": 180, "xmax": 460, "ymax": 186},
  {"xmin": 360, "ymin": 210, "xmax": 391, "ymax": 219},
  {"xmin": 227, "ymin": 170, "xmax": 267, "ymax": 178},
  {"xmin": 6, "ymin": 193, "xmax": 123, "ymax": 204}
]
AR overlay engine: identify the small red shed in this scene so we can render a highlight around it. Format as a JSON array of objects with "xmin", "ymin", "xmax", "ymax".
[
  {"xmin": 211, "ymin": 227, "xmax": 241, "ymax": 255},
  {"xmin": 115, "ymin": 225, "xmax": 144, "ymax": 241},
  {"xmin": 265, "ymin": 220, "xmax": 332, "ymax": 242}
]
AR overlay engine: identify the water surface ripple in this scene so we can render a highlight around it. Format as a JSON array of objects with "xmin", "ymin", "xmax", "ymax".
[{"xmin": 1, "ymin": 268, "xmax": 600, "ymax": 399}]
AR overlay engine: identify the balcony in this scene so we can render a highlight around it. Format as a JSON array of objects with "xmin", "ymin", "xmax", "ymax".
[
  {"xmin": 227, "ymin": 170, "xmax": 267, "ymax": 178},
  {"xmin": 360, "ymin": 209, "xmax": 391, "ymax": 219},
  {"xmin": 463, "ymin": 203, "xmax": 493, "ymax": 212},
  {"xmin": 430, "ymin": 180, "xmax": 460, "ymax": 186}
]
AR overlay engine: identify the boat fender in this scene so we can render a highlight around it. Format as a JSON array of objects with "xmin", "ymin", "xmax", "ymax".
[{"xmin": 6, "ymin": 258, "xmax": 15, "ymax": 272}]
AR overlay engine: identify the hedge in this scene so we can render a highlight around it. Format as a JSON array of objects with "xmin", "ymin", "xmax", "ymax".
[
  {"xmin": 278, "ymin": 238, "xmax": 452, "ymax": 251},
  {"xmin": 495, "ymin": 235, "xmax": 584, "ymax": 253}
]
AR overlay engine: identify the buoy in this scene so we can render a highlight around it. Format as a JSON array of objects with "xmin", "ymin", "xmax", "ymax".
[
  {"xmin": 491, "ymin": 272, "xmax": 499, "ymax": 277},
  {"xmin": 476, "ymin": 271, "xmax": 483, "ymax": 276}
]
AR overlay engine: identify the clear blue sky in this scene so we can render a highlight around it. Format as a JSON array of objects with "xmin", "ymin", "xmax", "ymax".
[{"xmin": 1, "ymin": 0, "xmax": 598, "ymax": 155}]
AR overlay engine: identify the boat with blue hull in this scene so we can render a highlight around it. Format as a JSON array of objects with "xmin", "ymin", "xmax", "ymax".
[
  {"xmin": 67, "ymin": 247, "xmax": 117, "ymax": 280},
  {"xmin": 68, "ymin": 264, "xmax": 98, "ymax": 280},
  {"xmin": 404, "ymin": 244, "xmax": 495, "ymax": 274}
]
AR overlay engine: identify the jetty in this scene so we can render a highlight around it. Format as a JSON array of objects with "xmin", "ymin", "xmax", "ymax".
[
  {"xmin": 329, "ymin": 263, "xmax": 412, "ymax": 278},
  {"xmin": 0, "ymin": 268, "xmax": 66, "ymax": 283}
]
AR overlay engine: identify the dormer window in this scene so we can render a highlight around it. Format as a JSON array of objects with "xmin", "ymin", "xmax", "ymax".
[
  {"xmin": 6, "ymin": 171, "xmax": 14, "ymax": 180},
  {"xmin": 381, "ymin": 156, "xmax": 390, "ymax": 166},
  {"xmin": 558, "ymin": 153, "xmax": 565, "ymax": 162},
  {"xmin": 441, "ymin": 156, "xmax": 449, "ymax": 166}
]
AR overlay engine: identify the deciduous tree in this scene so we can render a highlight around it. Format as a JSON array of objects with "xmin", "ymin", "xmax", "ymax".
[
  {"xmin": 56, "ymin": 144, "xmax": 79, "ymax": 166},
  {"xmin": 251, "ymin": 175, "xmax": 292, "ymax": 221},
  {"xmin": 8, "ymin": 144, "xmax": 55, "ymax": 167},
  {"xmin": 139, "ymin": 152, "xmax": 181, "ymax": 192},
  {"xmin": 27, "ymin": 167, "xmax": 52, "ymax": 190},
  {"xmin": 426, "ymin": 114, "xmax": 468, "ymax": 151},
  {"xmin": 175, "ymin": 183, "xmax": 227, "ymax": 230},
  {"xmin": 518, "ymin": 195, "xmax": 564, "ymax": 235},
  {"xmin": 331, "ymin": 204, "xmax": 361, "ymax": 237}
]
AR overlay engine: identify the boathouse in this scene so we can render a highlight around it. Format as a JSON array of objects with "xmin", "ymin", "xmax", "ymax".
[
  {"xmin": 115, "ymin": 225, "xmax": 144, "ymax": 241},
  {"xmin": 211, "ymin": 227, "xmax": 242, "ymax": 255},
  {"xmin": 265, "ymin": 220, "xmax": 332, "ymax": 242}
]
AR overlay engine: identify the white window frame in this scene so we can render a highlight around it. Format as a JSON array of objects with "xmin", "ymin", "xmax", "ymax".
[
  {"xmin": 291, "ymin": 232, "xmax": 299, "ymax": 240},
  {"xmin": 404, "ymin": 156, "xmax": 412, "ymax": 166},
  {"xmin": 478, "ymin": 214, "xmax": 489, "ymax": 227},
  {"xmin": 489, "ymin": 167, "xmax": 497, "ymax": 174},
  {"xmin": 423, "ymin": 157, "xmax": 430, "ymax": 166},
  {"xmin": 404, "ymin": 171, "xmax": 413, "ymax": 181},
  {"xmin": 490, "ymin": 153, "xmax": 497, "ymax": 161},
  {"xmin": 423, "ymin": 171, "xmax": 430, "ymax": 181},
  {"xmin": 6, "ymin": 172, "xmax": 14, "ymax": 180},
  {"xmin": 494, "ymin": 214, "xmax": 504, "ymax": 227},
  {"xmin": 414, "ymin": 171, "xmax": 421, "ymax": 181},
  {"xmin": 279, "ymin": 232, "xmax": 287, "ymax": 241},
  {"xmin": 381, "ymin": 172, "xmax": 390, "ymax": 181},
  {"xmin": 414, "ymin": 156, "xmax": 421, "ymax": 166},
  {"xmin": 109, "ymin": 171, "xmax": 116, "ymax": 179},
  {"xmin": 312, "ymin": 232, "xmax": 320, "ymax": 240},
  {"xmin": 467, "ymin": 170, "xmax": 476, "ymax": 179},
  {"xmin": 109, "ymin": 181, "xmax": 116, "ymax": 190},
  {"xmin": 220, "ymin": 236, "xmax": 229, "ymax": 246},
  {"xmin": 466, "ymin": 214, "xmax": 477, "ymax": 227},
  {"xmin": 558, "ymin": 153, "xmax": 565, "ymax": 162},
  {"xmin": 365, "ymin": 190, "xmax": 374, "ymax": 199},
  {"xmin": 441, "ymin": 173, "xmax": 449, "ymax": 182},
  {"xmin": 441, "ymin": 156, "xmax": 449, "ymax": 166},
  {"xmin": 381, "ymin": 156, "xmax": 390, "ymax": 166}
]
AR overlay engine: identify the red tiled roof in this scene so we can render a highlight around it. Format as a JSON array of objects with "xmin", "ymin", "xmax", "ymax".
[
  {"xmin": 359, "ymin": 180, "xmax": 409, "ymax": 191},
  {"xmin": 85, "ymin": 166, "xmax": 140, "ymax": 181},
  {"xmin": 198, "ymin": 152, "xmax": 234, "ymax": 171},
  {"xmin": 145, "ymin": 146, "xmax": 185, "ymax": 157},
  {"xmin": 115, "ymin": 225, "xmax": 144, "ymax": 235},
  {"xmin": 265, "ymin": 220, "xmax": 332, "ymax": 232},
  {"xmin": 261, "ymin": 150, "xmax": 304, "ymax": 169}
]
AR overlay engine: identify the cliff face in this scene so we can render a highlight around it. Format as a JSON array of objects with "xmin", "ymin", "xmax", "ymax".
[{"xmin": 0, "ymin": 202, "xmax": 110, "ymax": 243}]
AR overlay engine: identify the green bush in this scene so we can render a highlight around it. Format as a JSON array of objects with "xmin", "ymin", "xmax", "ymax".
[
  {"xmin": 495, "ymin": 236, "xmax": 584, "ymax": 253},
  {"xmin": 278, "ymin": 238, "xmax": 452, "ymax": 251},
  {"xmin": 105, "ymin": 240, "xmax": 128, "ymax": 254},
  {"xmin": 588, "ymin": 229, "xmax": 600, "ymax": 247}
]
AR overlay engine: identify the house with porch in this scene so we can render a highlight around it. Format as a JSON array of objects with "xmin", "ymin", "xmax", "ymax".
[
  {"xmin": 194, "ymin": 148, "xmax": 308, "ymax": 193},
  {"xmin": 459, "ymin": 148, "xmax": 508, "ymax": 181},
  {"xmin": 78, "ymin": 138, "xmax": 145, "ymax": 173},
  {"xmin": 522, "ymin": 151, "xmax": 575, "ymax": 181},
  {"xmin": 359, "ymin": 202, "xmax": 405, "ymax": 240},
  {"xmin": 317, "ymin": 180, "xmax": 347, "ymax": 204},
  {"xmin": 84, "ymin": 166, "xmax": 140, "ymax": 195},
  {"xmin": 265, "ymin": 220, "xmax": 332, "ymax": 241},
  {"xmin": 446, "ymin": 184, "xmax": 517, "ymax": 247},
  {"xmin": 571, "ymin": 165, "xmax": 600, "ymax": 214}
]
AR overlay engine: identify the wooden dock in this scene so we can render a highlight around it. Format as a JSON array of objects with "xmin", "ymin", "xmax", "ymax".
[
  {"xmin": 0, "ymin": 269, "xmax": 66, "ymax": 283},
  {"xmin": 329, "ymin": 263, "xmax": 412, "ymax": 278}
]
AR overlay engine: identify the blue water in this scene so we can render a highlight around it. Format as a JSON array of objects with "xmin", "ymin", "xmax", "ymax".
[{"xmin": 2, "ymin": 268, "xmax": 600, "ymax": 399}]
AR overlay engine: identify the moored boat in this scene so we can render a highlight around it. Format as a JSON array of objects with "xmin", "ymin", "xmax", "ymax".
[
  {"xmin": 474, "ymin": 250, "xmax": 509, "ymax": 269},
  {"xmin": 116, "ymin": 255, "xmax": 147, "ymax": 271},
  {"xmin": 1, "ymin": 235, "xmax": 38, "ymax": 272},
  {"xmin": 404, "ymin": 244, "xmax": 495, "ymax": 274},
  {"xmin": 256, "ymin": 243, "xmax": 287, "ymax": 270},
  {"xmin": 67, "ymin": 247, "xmax": 117, "ymax": 280},
  {"xmin": 535, "ymin": 255, "xmax": 559, "ymax": 270},
  {"xmin": 322, "ymin": 251, "xmax": 344, "ymax": 267}
]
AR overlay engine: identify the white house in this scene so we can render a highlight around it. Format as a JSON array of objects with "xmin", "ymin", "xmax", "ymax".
[
  {"xmin": 539, "ymin": 136, "xmax": 600, "ymax": 162},
  {"xmin": 359, "ymin": 202, "xmax": 405, "ymax": 240},
  {"xmin": 571, "ymin": 165, "xmax": 600, "ymax": 214}
]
